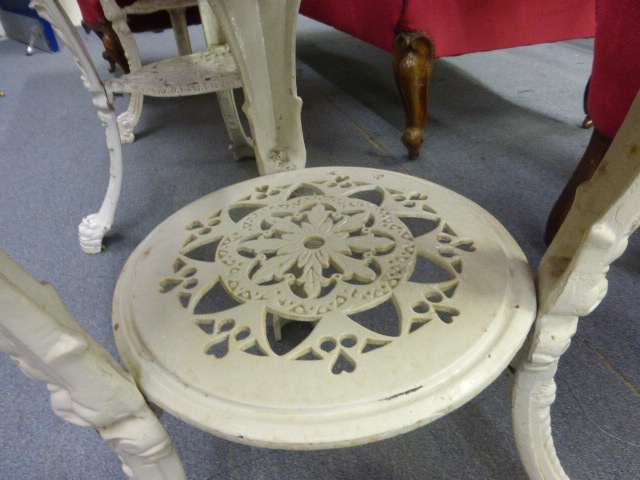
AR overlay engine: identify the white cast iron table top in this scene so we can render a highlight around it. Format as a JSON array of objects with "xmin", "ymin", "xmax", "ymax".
[{"xmin": 114, "ymin": 167, "xmax": 535, "ymax": 448}]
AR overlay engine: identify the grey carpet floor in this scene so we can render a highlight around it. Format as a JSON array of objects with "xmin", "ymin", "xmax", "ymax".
[{"xmin": 1, "ymin": 15, "xmax": 639, "ymax": 480}]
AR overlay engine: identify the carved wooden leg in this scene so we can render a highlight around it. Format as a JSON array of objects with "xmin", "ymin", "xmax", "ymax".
[
  {"xmin": 206, "ymin": 0, "xmax": 305, "ymax": 175},
  {"xmin": 82, "ymin": 20, "xmax": 130, "ymax": 74},
  {"xmin": 393, "ymin": 31, "xmax": 435, "ymax": 159},
  {"xmin": 197, "ymin": 0, "xmax": 254, "ymax": 160},
  {"xmin": 545, "ymin": 129, "xmax": 612, "ymax": 244},
  {"xmin": 511, "ymin": 314, "xmax": 576, "ymax": 480},
  {"xmin": 0, "ymin": 250, "xmax": 186, "ymax": 480}
]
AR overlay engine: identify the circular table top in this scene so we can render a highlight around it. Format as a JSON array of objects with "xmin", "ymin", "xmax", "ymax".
[{"xmin": 114, "ymin": 167, "xmax": 535, "ymax": 449}]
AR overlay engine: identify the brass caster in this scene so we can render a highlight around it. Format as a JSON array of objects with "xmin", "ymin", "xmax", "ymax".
[{"xmin": 582, "ymin": 115, "xmax": 593, "ymax": 129}]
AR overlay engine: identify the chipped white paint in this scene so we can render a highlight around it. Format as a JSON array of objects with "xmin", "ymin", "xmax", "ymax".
[
  {"xmin": 0, "ymin": 250, "xmax": 186, "ymax": 480},
  {"xmin": 30, "ymin": 0, "xmax": 123, "ymax": 254},
  {"xmin": 197, "ymin": 0, "xmax": 254, "ymax": 160},
  {"xmin": 100, "ymin": 0, "xmax": 250, "ymax": 149},
  {"xmin": 114, "ymin": 167, "xmax": 536, "ymax": 448},
  {"xmin": 207, "ymin": 0, "xmax": 306, "ymax": 174},
  {"xmin": 512, "ymin": 90, "xmax": 640, "ymax": 480},
  {"xmin": 6, "ymin": 120, "xmax": 639, "ymax": 474},
  {"xmin": 104, "ymin": 45, "xmax": 242, "ymax": 96},
  {"xmin": 31, "ymin": 0, "xmax": 307, "ymax": 253}
]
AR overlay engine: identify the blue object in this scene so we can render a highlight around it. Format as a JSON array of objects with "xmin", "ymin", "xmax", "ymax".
[{"xmin": 0, "ymin": 0, "xmax": 59, "ymax": 52}]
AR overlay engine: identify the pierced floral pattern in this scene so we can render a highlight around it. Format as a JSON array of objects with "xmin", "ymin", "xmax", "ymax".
[
  {"xmin": 219, "ymin": 195, "xmax": 415, "ymax": 316},
  {"xmin": 240, "ymin": 202, "xmax": 394, "ymax": 298},
  {"xmin": 158, "ymin": 172, "xmax": 476, "ymax": 374}
]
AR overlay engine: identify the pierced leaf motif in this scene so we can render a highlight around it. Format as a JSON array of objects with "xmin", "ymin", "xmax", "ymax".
[
  {"xmin": 346, "ymin": 235, "xmax": 394, "ymax": 254},
  {"xmin": 158, "ymin": 174, "xmax": 476, "ymax": 375},
  {"xmin": 240, "ymin": 201, "xmax": 392, "ymax": 298},
  {"xmin": 251, "ymin": 253, "xmax": 298, "ymax": 285}
]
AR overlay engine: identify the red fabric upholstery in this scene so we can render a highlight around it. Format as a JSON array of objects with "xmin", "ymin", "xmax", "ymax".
[
  {"xmin": 299, "ymin": 0, "xmax": 403, "ymax": 53},
  {"xmin": 300, "ymin": 0, "xmax": 596, "ymax": 57},
  {"xmin": 77, "ymin": 0, "xmax": 103, "ymax": 26},
  {"xmin": 77, "ymin": 0, "xmax": 200, "ymax": 33},
  {"xmin": 401, "ymin": 0, "xmax": 596, "ymax": 58},
  {"xmin": 587, "ymin": 0, "xmax": 640, "ymax": 139}
]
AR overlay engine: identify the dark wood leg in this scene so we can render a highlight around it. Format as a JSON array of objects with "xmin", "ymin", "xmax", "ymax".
[
  {"xmin": 82, "ymin": 20, "xmax": 130, "ymax": 73},
  {"xmin": 393, "ymin": 31, "xmax": 435, "ymax": 159},
  {"xmin": 100, "ymin": 20, "xmax": 130, "ymax": 73},
  {"xmin": 545, "ymin": 128, "xmax": 612, "ymax": 244}
]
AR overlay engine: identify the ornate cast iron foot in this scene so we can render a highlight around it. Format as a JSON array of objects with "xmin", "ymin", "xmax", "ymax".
[
  {"xmin": 393, "ymin": 31, "xmax": 435, "ymax": 160},
  {"xmin": 117, "ymin": 115, "xmax": 137, "ymax": 144},
  {"xmin": 78, "ymin": 213, "xmax": 111, "ymax": 254},
  {"xmin": 117, "ymin": 94, "xmax": 144, "ymax": 145}
]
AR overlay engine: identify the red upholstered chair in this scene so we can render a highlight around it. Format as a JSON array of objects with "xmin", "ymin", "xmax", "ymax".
[
  {"xmin": 546, "ymin": 0, "xmax": 640, "ymax": 243},
  {"xmin": 77, "ymin": 0, "xmax": 201, "ymax": 73},
  {"xmin": 300, "ymin": 0, "xmax": 596, "ymax": 158}
]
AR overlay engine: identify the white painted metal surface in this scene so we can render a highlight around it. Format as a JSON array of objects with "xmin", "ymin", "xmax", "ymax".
[
  {"xmin": 114, "ymin": 167, "xmax": 536, "ymax": 448},
  {"xmin": 0, "ymin": 250, "xmax": 186, "ymax": 480},
  {"xmin": 207, "ymin": 0, "xmax": 306, "ymax": 174},
  {"xmin": 104, "ymin": 45, "xmax": 241, "ymax": 96},
  {"xmin": 31, "ymin": 0, "xmax": 306, "ymax": 254},
  {"xmin": 5, "ymin": 98, "xmax": 640, "ymax": 474},
  {"xmin": 512, "ymin": 90, "xmax": 640, "ymax": 480}
]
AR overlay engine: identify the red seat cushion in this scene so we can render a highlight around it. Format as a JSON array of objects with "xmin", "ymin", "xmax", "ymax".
[
  {"xmin": 299, "ymin": 0, "xmax": 404, "ymax": 52},
  {"xmin": 400, "ymin": 0, "xmax": 595, "ymax": 58},
  {"xmin": 76, "ymin": 0, "xmax": 200, "ymax": 33},
  {"xmin": 300, "ymin": 0, "xmax": 595, "ymax": 57},
  {"xmin": 587, "ymin": 0, "xmax": 640, "ymax": 139}
]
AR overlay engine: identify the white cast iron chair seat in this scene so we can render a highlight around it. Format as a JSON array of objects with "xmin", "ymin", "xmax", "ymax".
[{"xmin": 114, "ymin": 167, "xmax": 536, "ymax": 448}]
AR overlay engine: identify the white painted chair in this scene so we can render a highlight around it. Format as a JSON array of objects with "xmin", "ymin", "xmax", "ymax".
[
  {"xmin": 0, "ymin": 249, "xmax": 186, "ymax": 480},
  {"xmin": 31, "ymin": 0, "xmax": 306, "ymax": 254},
  {"xmin": 110, "ymin": 100, "xmax": 639, "ymax": 467},
  {"xmin": 97, "ymin": 0, "xmax": 254, "ymax": 153},
  {"xmin": 3, "ymin": 91, "xmax": 640, "ymax": 477},
  {"xmin": 126, "ymin": 82, "xmax": 640, "ymax": 474},
  {"xmin": 511, "ymin": 91, "xmax": 640, "ymax": 479}
]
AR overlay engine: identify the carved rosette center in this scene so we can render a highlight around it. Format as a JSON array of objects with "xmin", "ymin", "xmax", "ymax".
[
  {"xmin": 218, "ymin": 196, "xmax": 416, "ymax": 318},
  {"xmin": 155, "ymin": 172, "xmax": 476, "ymax": 374}
]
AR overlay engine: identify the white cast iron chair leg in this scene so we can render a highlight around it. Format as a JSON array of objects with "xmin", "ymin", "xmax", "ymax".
[
  {"xmin": 101, "ymin": 0, "xmax": 144, "ymax": 145},
  {"xmin": 0, "ymin": 249, "xmax": 186, "ymax": 480},
  {"xmin": 30, "ymin": 0, "xmax": 123, "ymax": 254},
  {"xmin": 168, "ymin": 7, "xmax": 192, "ymax": 56},
  {"xmin": 512, "ymin": 90, "xmax": 640, "ymax": 480},
  {"xmin": 198, "ymin": 0, "xmax": 254, "ymax": 160},
  {"xmin": 511, "ymin": 314, "xmax": 576, "ymax": 480},
  {"xmin": 207, "ymin": 0, "xmax": 306, "ymax": 174},
  {"xmin": 78, "ymin": 106, "xmax": 123, "ymax": 254}
]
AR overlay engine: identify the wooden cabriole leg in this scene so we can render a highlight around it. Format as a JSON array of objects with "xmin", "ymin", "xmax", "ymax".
[
  {"xmin": 545, "ymin": 129, "xmax": 612, "ymax": 244},
  {"xmin": 82, "ymin": 19, "xmax": 130, "ymax": 74},
  {"xmin": 393, "ymin": 31, "xmax": 435, "ymax": 159}
]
